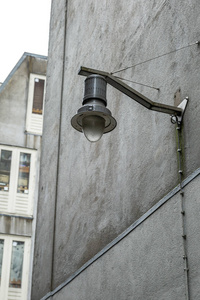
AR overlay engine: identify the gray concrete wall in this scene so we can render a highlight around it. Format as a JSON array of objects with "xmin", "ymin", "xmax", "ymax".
[
  {"xmin": 32, "ymin": 0, "xmax": 67, "ymax": 297},
  {"xmin": 45, "ymin": 172, "xmax": 200, "ymax": 300},
  {"xmin": 32, "ymin": 0, "xmax": 200, "ymax": 298}
]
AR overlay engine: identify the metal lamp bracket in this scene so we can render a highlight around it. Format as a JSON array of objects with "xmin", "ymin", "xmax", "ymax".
[
  {"xmin": 78, "ymin": 67, "xmax": 188, "ymax": 124},
  {"xmin": 171, "ymin": 97, "xmax": 189, "ymax": 125}
]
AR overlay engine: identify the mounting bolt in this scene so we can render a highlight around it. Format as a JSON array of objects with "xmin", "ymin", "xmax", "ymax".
[{"xmin": 171, "ymin": 115, "xmax": 178, "ymax": 124}]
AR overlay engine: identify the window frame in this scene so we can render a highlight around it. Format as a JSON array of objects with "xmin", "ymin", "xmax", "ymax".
[
  {"xmin": 0, "ymin": 145, "xmax": 37, "ymax": 217},
  {"xmin": 26, "ymin": 73, "xmax": 46, "ymax": 135},
  {"xmin": 0, "ymin": 235, "xmax": 31, "ymax": 300}
]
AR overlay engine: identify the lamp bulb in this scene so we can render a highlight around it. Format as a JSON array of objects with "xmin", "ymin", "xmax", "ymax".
[{"xmin": 82, "ymin": 115, "xmax": 105, "ymax": 142}]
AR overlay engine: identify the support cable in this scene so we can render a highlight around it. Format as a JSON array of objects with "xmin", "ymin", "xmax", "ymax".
[
  {"xmin": 111, "ymin": 41, "xmax": 200, "ymax": 75},
  {"xmin": 112, "ymin": 75, "xmax": 160, "ymax": 90}
]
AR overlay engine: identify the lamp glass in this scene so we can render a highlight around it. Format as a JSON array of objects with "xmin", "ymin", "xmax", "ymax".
[{"xmin": 82, "ymin": 115, "xmax": 105, "ymax": 142}]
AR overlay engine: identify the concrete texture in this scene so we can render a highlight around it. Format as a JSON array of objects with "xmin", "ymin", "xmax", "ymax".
[
  {"xmin": 44, "ymin": 173, "xmax": 199, "ymax": 300},
  {"xmin": 31, "ymin": 0, "xmax": 67, "ymax": 297},
  {"xmin": 32, "ymin": 0, "xmax": 200, "ymax": 298},
  {"xmin": 52, "ymin": 194, "xmax": 184, "ymax": 300}
]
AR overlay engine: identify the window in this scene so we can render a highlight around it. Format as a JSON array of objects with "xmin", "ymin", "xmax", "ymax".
[
  {"xmin": 0, "ymin": 235, "xmax": 31, "ymax": 300},
  {"xmin": 32, "ymin": 78, "xmax": 45, "ymax": 115},
  {"xmin": 26, "ymin": 73, "xmax": 46, "ymax": 135},
  {"xmin": 17, "ymin": 153, "xmax": 31, "ymax": 194},
  {"xmin": 0, "ymin": 150, "xmax": 12, "ymax": 192},
  {"xmin": 0, "ymin": 146, "xmax": 37, "ymax": 216},
  {"xmin": 9, "ymin": 241, "xmax": 24, "ymax": 288}
]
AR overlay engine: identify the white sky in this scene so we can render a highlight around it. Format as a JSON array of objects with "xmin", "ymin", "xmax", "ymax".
[{"xmin": 0, "ymin": 0, "xmax": 51, "ymax": 83}]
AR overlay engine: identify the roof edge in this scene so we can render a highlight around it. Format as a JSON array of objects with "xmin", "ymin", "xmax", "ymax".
[{"xmin": 0, "ymin": 52, "xmax": 47, "ymax": 93}]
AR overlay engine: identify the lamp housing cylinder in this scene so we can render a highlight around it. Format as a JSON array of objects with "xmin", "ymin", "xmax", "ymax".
[{"xmin": 82, "ymin": 74, "xmax": 107, "ymax": 107}]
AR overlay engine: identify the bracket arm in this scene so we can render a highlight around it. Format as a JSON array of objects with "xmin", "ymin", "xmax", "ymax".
[{"xmin": 78, "ymin": 66, "xmax": 184, "ymax": 117}]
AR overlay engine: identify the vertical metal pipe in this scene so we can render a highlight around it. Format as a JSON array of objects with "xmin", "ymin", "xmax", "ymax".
[{"xmin": 176, "ymin": 124, "xmax": 190, "ymax": 300}]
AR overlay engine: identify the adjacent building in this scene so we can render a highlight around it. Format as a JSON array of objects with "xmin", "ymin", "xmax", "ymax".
[
  {"xmin": 0, "ymin": 53, "xmax": 47, "ymax": 300},
  {"xmin": 32, "ymin": 1, "xmax": 200, "ymax": 299}
]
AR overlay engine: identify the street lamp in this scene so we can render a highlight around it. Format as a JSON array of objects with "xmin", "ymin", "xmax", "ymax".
[
  {"xmin": 71, "ymin": 66, "xmax": 188, "ymax": 142},
  {"xmin": 71, "ymin": 74, "xmax": 116, "ymax": 142}
]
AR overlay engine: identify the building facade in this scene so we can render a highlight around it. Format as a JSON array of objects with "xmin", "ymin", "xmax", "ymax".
[
  {"xmin": 0, "ymin": 53, "xmax": 47, "ymax": 299},
  {"xmin": 32, "ymin": 1, "xmax": 200, "ymax": 299}
]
